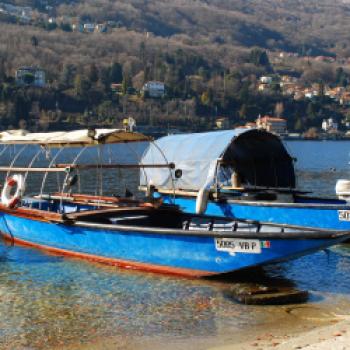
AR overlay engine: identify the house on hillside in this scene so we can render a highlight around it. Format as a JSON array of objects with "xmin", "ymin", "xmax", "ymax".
[
  {"xmin": 215, "ymin": 117, "xmax": 230, "ymax": 129},
  {"xmin": 293, "ymin": 91, "xmax": 305, "ymax": 100},
  {"xmin": 142, "ymin": 81, "xmax": 165, "ymax": 98},
  {"xmin": 15, "ymin": 67, "xmax": 46, "ymax": 87},
  {"xmin": 95, "ymin": 24, "xmax": 107, "ymax": 33},
  {"xmin": 340, "ymin": 92, "xmax": 350, "ymax": 106},
  {"xmin": 111, "ymin": 83, "xmax": 123, "ymax": 94},
  {"xmin": 322, "ymin": 118, "xmax": 338, "ymax": 132},
  {"xmin": 258, "ymin": 83, "xmax": 271, "ymax": 92},
  {"xmin": 259, "ymin": 76, "xmax": 273, "ymax": 84},
  {"xmin": 83, "ymin": 23, "xmax": 95, "ymax": 33},
  {"xmin": 256, "ymin": 115, "xmax": 287, "ymax": 135},
  {"xmin": 257, "ymin": 76, "xmax": 278, "ymax": 93},
  {"xmin": 315, "ymin": 56, "xmax": 336, "ymax": 63},
  {"xmin": 72, "ymin": 23, "xmax": 84, "ymax": 32},
  {"xmin": 243, "ymin": 122, "xmax": 256, "ymax": 129}
]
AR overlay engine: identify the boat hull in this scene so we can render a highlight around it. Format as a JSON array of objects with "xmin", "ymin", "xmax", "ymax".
[
  {"xmin": 162, "ymin": 195, "xmax": 350, "ymax": 230},
  {"xmin": 0, "ymin": 210, "xmax": 347, "ymax": 277}
]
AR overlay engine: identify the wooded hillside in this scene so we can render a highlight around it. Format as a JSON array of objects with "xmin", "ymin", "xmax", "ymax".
[{"xmin": 0, "ymin": 0, "xmax": 350, "ymax": 134}]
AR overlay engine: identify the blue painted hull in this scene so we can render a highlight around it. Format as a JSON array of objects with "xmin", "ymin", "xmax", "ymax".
[
  {"xmin": 162, "ymin": 195, "xmax": 350, "ymax": 231},
  {"xmin": 0, "ymin": 209, "xmax": 347, "ymax": 276}
]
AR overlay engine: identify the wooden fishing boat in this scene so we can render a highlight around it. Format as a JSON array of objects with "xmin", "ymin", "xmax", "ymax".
[{"xmin": 0, "ymin": 128, "xmax": 349, "ymax": 277}]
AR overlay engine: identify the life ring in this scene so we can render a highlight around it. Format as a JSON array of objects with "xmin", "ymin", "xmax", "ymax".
[{"xmin": 1, "ymin": 174, "xmax": 25, "ymax": 208}]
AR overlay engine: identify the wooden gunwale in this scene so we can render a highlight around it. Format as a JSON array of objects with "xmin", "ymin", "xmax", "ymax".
[
  {"xmin": 0, "ymin": 204, "xmax": 65, "ymax": 223},
  {"xmin": 36, "ymin": 193, "xmax": 142, "ymax": 205},
  {"xmin": 0, "ymin": 198, "xmax": 159, "ymax": 223}
]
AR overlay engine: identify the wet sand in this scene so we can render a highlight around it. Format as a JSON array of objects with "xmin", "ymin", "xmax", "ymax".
[{"xmin": 212, "ymin": 317, "xmax": 350, "ymax": 350}]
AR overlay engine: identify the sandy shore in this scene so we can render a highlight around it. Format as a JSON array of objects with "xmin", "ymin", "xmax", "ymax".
[
  {"xmin": 55, "ymin": 309, "xmax": 350, "ymax": 350},
  {"xmin": 210, "ymin": 317, "xmax": 350, "ymax": 350}
]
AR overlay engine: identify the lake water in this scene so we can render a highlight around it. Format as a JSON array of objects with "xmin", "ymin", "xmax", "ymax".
[
  {"xmin": 286, "ymin": 140, "xmax": 350, "ymax": 195},
  {"xmin": 1, "ymin": 141, "xmax": 350, "ymax": 350}
]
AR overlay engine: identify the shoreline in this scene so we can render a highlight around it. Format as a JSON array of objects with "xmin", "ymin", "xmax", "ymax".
[
  {"xmin": 51, "ymin": 302, "xmax": 350, "ymax": 350},
  {"xmin": 210, "ymin": 316, "xmax": 350, "ymax": 350}
]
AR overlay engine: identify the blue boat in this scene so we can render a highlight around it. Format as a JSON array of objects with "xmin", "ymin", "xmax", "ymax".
[
  {"xmin": 0, "ymin": 198, "xmax": 349, "ymax": 277},
  {"xmin": 0, "ymin": 128, "xmax": 348, "ymax": 277},
  {"xmin": 140, "ymin": 129, "xmax": 350, "ymax": 231}
]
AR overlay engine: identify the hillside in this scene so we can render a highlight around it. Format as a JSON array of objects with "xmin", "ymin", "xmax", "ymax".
[
  {"xmin": 47, "ymin": 0, "xmax": 350, "ymax": 56},
  {"xmin": 0, "ymin": 0, "xmax": 350, "ymax": 134},
  {"xmin": 1, "ymin": 0, "xmax": 350, "ymax": 80}
]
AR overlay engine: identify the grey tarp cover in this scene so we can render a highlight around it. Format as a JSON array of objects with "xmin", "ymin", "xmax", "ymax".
[
  {"xmin": 140, "ymin": 128, "xmax": 295, "ymax": 191},
  {"xmin": 141, "ymin": 129, "xmax": 249, "ymax": 191}
]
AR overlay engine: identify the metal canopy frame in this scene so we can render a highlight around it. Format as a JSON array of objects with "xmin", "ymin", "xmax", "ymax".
[{"xmin": 0, "ymin": 129, "xmax": 176, "ymax": 211}]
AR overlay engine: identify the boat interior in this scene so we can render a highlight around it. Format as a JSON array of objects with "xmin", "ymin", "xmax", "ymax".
[
  {"xmin": 21, "ymin": 195, "xmax": 267, "ymax": 232},
  {"xmin": 19, "ymin": 195, "xmax": 336, "ymax": 237}
]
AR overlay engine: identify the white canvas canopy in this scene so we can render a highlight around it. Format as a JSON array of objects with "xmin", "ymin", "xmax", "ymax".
[
  {"xmin": 0, "ymin": 129, "xmax": 151, "ymax": 146},
  {"xmin": 140, "ymin": 128, "xmax": 295, "ymax": 191}
]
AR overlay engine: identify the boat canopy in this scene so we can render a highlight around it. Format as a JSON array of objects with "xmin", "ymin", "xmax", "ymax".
[
  {"xmin": 0, "ymin": 129, "xmax": 151, "ymax": 146},
  {"xmin": 140, "ymin": 129, "xmax": 295, "ymax": 191}
]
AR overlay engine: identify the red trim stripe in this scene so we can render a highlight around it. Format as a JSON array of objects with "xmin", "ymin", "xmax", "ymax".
[{"xmin": 0, "ymin": 233, "xmax": 215, "ymax": 278}]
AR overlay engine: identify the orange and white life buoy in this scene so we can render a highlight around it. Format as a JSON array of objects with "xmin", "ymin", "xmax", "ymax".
[{"xmin": 1, "ymin": 174, "xmax": 25, "ymax": 208}]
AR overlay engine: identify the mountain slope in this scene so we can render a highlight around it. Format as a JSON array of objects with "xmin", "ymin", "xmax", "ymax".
[{"xmin": 54, "ymin": 0, "xmax": 350, "ymax": 56}]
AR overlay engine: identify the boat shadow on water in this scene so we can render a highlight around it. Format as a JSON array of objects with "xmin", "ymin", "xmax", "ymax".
[
  {"xmin": 206, "ymin": 243, "xmax": 350, "ymax": 303},
  {"xmin": 205, "ymin": 265, "xmax": 313, "ymax": 305}
]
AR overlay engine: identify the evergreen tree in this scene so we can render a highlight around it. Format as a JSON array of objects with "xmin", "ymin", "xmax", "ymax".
[
  {"xmin": 336, "ymin": 67, "xmax": 348, "ymax": 87},
  {"xmin": 139, "ymin": 42, "xmax": 146, "ymax": 64},
  {"xmin": 60, "ymin": 64, "xmax": 76, "ymax": 89},
  {"xmin": 0, "ymin": 58, "xmax": 6, "ymax": 82},
  {"xmin": 74, "ymin": 75, "xmax": 82, "ymax": 96},
  {"xmin": 238, "ymin": 104, "xmax": 247, "ymax": 120},
  {"xmin": 109, "ymin": 62, "xmax": 123, "ymax": 83},
  {"xmin": 89, "ymin": 63, "xmax": 99, "ymax": 84},
  {"xmin": 14, "ymin": 92, "xmax": 30, "ymax": 124},
  {"xmin": 294, "ymin": 118, "xmax": 303, "ymax": 131},
  {"xmin": 74, "ymin": 75, "xmax": 91, "ymax": 98},
  {"xmin": 99, "ymin": 66, "xmax": 111, "ymax": 92},
  {"xmin": 122, "ymin": 74, "xmax": 132, "ymax": 95},
  {"xmin": 306, "ymin": 102, "xmax": 318, "ymax": 124},
  {"xmin": 249, "ymin": 48, "xmax": 270, "ymax": 67},
  {"xmin": 31, "ymin": 36, "xmax": 38, "ymax": 47},
  {"xmin": 238, "ymin": 82, "xmax": 250, "ymax": 102},
  {"xmin": 60, "ymin": 23, "xmax": 72, "ymax": 32}
]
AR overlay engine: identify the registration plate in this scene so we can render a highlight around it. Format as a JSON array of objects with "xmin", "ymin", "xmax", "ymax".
[
  {"xmin": 215, "ymin": 238, "xmax": 261, "ymax": 254},
  {"xmin": 338, "ymin": 210, "xmax": 350, "ymax": 221}
]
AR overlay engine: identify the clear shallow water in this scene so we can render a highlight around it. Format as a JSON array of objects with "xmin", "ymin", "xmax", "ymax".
[
  {"xmin": 1, "ymin": 242, "xmax": 350, "ymax": 350},
  {"xmin": 1, "ymin": 141, "xmax": 350, "ymax": 349}
]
